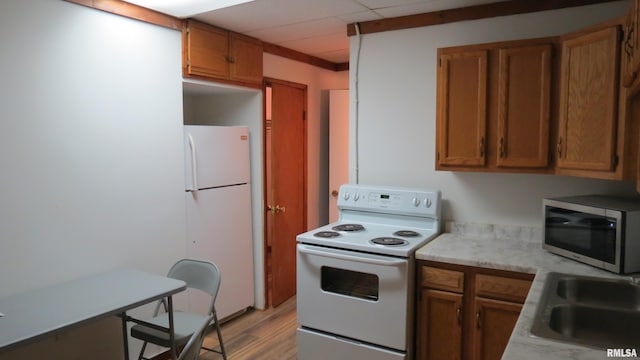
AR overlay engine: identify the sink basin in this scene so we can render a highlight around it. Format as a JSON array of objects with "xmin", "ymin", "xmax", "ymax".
[
  {"xmin": 556, "ymin": 277, "xmax": 640, "ymax": 310},
  {"xmin": 548, "ymin": 304, "xmax": 640, "ymax": 348},
  {"xmin": 531, "ymin": 272, "xmax": 640, "ymax": 349}
]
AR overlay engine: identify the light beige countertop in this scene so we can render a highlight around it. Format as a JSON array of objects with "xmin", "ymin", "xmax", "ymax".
[{"xmin": 415, "ymin": 223, "xmax": 632, "ymax": 360}]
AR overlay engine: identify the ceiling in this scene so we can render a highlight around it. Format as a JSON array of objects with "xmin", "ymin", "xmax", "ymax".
[{"xmin": 138, "ymin": 0, "xmax": 508, "ymax": 64}]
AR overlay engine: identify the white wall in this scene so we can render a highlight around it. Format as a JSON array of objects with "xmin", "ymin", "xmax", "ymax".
[
  {"xmin": 350, "ymin": 1, "xmax": 636, "ymax": 227},
  {"xmin": 264, "ymin": 54, "xmax": 349, "ymax": 229},
  {"xmin": 0, "ymin": 0, "xmax": 185, "ymax": 358}
]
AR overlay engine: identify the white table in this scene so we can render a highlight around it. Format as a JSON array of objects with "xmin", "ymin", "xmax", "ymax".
[{"xmin": 0, "ymin": 269, "xmax": 186, "ymax": 359}]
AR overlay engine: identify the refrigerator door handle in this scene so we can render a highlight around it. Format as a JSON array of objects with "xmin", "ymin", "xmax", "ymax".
[{"xmin": 187, "ymin": 133, "xmax": 198, "ymax": 191}]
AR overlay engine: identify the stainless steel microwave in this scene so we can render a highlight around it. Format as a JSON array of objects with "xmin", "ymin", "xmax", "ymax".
[{"xmin": 543, "ymin": 195, "xmax": 640, "ymax": 274}]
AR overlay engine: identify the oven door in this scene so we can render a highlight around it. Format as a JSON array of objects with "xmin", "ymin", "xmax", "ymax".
[{"xmin": 297, "ymin": 243, "xmax": 412, "ymax": 351}]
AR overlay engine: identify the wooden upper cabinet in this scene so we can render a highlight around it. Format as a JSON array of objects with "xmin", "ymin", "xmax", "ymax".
[
  {"xmin": 183, "ymin": 20, "xmax": 263, "ymax": 86},
  {"xmin": 229, "ymin": 32, "xmax": 263, "ymax": 84},
  {"xmin": 622, "ymin": 5, "xmax": 638, "ymax": 87},
  {"xmin": 184, "ymin": 21, "xmax": 229, "ymax": 79},
  {"xmin": 436, "ymin": 49, "xmax": 488, "ymax": 168},
  {"xmin": 436, "ymin": 38, "xmax": 553, "ymax": 173},
  {"xmin": 497, "ymin": 44, "xmax": 551, "ymax": 168},
  {"xmin": 557, "ymin": 25, "xmax": 621, "ymax": 172}
]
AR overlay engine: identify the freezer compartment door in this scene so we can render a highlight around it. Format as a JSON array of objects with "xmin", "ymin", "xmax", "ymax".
[
  {"xmin": 297, "ymin": 328, "xmax": 406, "ymax": 360},
  {"xmin": 184, "ymin": 125, "xmax": 250, "ymax": 190},
  {"xmin": 185, "ymin": 184, "xmax": 254, "ymax": 319}
]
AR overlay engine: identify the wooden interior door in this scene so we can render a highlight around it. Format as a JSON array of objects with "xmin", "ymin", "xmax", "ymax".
[{"xmin": 266, "ymin": 78, "xmax": 307, "ymax": 307}]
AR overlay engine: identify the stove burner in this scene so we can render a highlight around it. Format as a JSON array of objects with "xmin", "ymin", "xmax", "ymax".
[
  {"xmin": 314, "ymin": 231, "xmax": 341, "ymax": 238},
  {"xmin": 393, "ymin": 230, "xmax": 421, "ymax": 237},
  {"xmin": 370, "ymin": 237, "xmax": 409, "ymax": 246},
  {"xmin": 332, "ymin": 223, "xmax": 365, "ymax": 232}
]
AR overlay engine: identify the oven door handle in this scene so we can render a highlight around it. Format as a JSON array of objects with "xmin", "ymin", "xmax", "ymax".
[{"xmin": 298, "ymin": 244, "xmax": 406, "ymax": 267}]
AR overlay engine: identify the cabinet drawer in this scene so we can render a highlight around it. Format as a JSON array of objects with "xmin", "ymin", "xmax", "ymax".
[
  {"xmin": 421, "ymin": 266, "xmax": 464, "ymax": 293},
  {"xmin": 475, "ymin": 274, "xmax": 531, "ymax": 303}
]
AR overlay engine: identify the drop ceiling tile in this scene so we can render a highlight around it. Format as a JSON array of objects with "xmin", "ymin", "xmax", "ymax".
[
  {"xmin": 195, "ymin": 0, "xmax": 370, "ymax": 32},
  {"xmin": 246, "ymin": 17, "xmax": 347, "ymax": 43},
  {"xmin": 355, "ymin": 0, "xmax": 429, "ymax": 9},
  {"xmin": 359, "ymin": 0, "xmax": 509, "ymax": 17},
  {"xmin": 278, "ymin": 32, "xmax": 350, "ymax": 55},
  {"xmin": 337, "ymin": 9, "xmax": 384, "ymax": 23}
]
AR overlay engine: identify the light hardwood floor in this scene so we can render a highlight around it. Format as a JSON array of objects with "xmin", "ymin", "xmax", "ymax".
[{"xmin": 200, "ymin": 296, "xmax": 297, "ymax": 360}]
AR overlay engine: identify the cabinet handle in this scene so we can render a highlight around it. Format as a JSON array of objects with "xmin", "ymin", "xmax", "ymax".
[
  {"xmin": 557, "ymin": 137, "xmax": 563, "ymax": 159},
  {"xmin": 626, "ymin": 25, "xmax": 635, "ymax": 57},
  {"xmin": 226, "ymin": 55, "xmax": 236, "ymax": 63},
  {"xmin": 479, "ymin": 137, "xmax": 485, "ymax": 157},
  {"xmin": 499, "ymin": 137, "xmax": 505, "ymax": 158},
  {"xmin": 476, "ymin": 310, "xmax": 481, "ymax": 329},
  {"xmin": 457, "ymin": 306, "xmax": 462, "ymax": 326},
  {"xmin": 275, "ymin": 205, "xmax": 286, "ymax": 213}
]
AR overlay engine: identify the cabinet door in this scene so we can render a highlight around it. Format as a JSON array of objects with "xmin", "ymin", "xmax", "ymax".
[
  {"xmin": 229, "ymin": 33, "xmax": 263, "ymax": 84},
  {"xmin": 184, "ymin": 21, "xmax": 229, "ymax": 79},
  {"xmin": 557, "ymin": 26, "xmax": 620, "ymax": 171},
  {"xmin": 471, "ymin": 297, "xmax": 522, "ymax": 360},
  {"xmin": 497, "ymin": 45, "xmax": 551, "ymax": 168},
  {"xmin": 416, "ymin": 289, "xmax": 463, "ymax": 360},
  {"xmin": 622, "ymin": 8, "xmax": 637, "ymax": 87},
  {"xmin": 437, "ymin": 50, "xmax": 488, "ymax": 167}
]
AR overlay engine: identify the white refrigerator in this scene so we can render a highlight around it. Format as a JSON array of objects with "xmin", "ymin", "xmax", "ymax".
[{"xmin": 184, "ymin": 125, "xmax": 254, "ymax": 320}]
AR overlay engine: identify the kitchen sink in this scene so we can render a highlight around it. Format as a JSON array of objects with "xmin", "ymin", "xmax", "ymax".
[
  {"xmin": 531, "ymin": 272, "xmax": 640, "ymax": 349},
  {"xmin": 548, "ymin": 304, "xmax": 640, "ymax": 348},
  {"xmin": 556, "ymin": 276, "xmax": 640, "ymax": 310}
]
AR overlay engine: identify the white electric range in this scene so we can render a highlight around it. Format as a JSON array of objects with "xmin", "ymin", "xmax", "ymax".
[{"xmin": 296, "ymin": 184, "xmax": 442, "ymax": 360}]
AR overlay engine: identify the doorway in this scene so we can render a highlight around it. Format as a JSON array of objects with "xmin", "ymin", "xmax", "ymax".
[
  {"xmin": 329, "ymin": 89, "xmax": 350, "ymax": 223},
  {"xmin": 264, "ymin": 78, "xmax": 307, "ymax": 307}
]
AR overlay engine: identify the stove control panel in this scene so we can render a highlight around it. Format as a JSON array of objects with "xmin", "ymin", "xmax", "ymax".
[{"xmin": 338, "ymin": 184, "xmax": 441, "ymax": 218}]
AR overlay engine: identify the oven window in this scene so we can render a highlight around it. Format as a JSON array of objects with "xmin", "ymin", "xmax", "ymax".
[{"xmin": 320, "ymin": 266, "xmax": 379, "ymax": 301}]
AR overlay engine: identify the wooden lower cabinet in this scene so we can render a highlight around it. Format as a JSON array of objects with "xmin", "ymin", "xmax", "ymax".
[
  {"xmin": 416, "ymin": 261, "xmax": 533, "ymax": 360},
  {"xmin": 418, "ymin": 289, "xmax": 463, "ymax": 360},
  {"xmin": 472, "ymin": 298, "xmax": 522, "ymax": 360}
]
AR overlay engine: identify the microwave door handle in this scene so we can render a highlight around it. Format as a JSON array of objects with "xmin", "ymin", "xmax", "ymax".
[
  {"xmin": 298, "ymin": 244, "xmax": 406, "ymax": 267},
  {"xmin": 187, "ymin": 133, "xmax": 198, "ymax": 192}
]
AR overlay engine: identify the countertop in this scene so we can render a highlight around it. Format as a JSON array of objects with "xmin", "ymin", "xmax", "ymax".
[{"xmin": 415, "ymin": 222, "xmax": 631, "ymax": 360}]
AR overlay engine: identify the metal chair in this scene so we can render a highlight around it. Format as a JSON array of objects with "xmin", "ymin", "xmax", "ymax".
[
  {"xmin": 178, "ymin": 314, "xmax": 214, "ymax": 360},
  {"xmin": 131, "ymin": 259, "xmax": 228, "ymax": 360}
]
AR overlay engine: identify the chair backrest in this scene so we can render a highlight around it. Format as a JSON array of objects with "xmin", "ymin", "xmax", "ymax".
[
  {"xmin": 177, "ymin": 313, "xmax": 215, "ymax": 360},
  {"xmin": 167, "ymin": 259, "xmax": 221, "ymax": 312}
]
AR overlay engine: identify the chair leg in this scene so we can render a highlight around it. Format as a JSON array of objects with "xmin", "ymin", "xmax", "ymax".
[
  {"xmin": 201, "ymin": 310, "xmax": 227, "ymax": 360},
  {"xmin": 213, "ymin": 312, "xmax": 227, "ymax": 360},
  {"xmin": 137, "ymin": 341, "xmax": 148, "ymax": 360}
]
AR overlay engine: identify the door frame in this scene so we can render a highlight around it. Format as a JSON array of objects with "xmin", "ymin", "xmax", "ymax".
[{"xmin": 263, "ymin": 77, "xmax": 308, "ymax": 307}]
